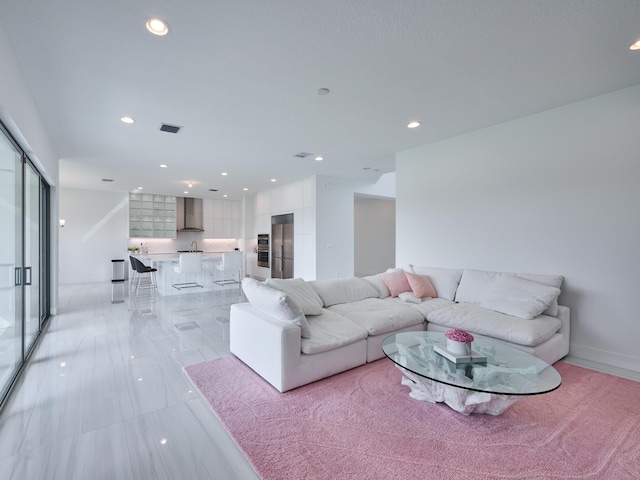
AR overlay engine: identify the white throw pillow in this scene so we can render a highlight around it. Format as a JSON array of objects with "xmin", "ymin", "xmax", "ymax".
[
  {"xmin": 310, "ymin": 277, "xmax": 378, "ymax": 307},
  {"xmin": 480, "ymin": 276, "xmax": 561, "ymax": 320},
  {"xmin": 241, "ymin": 278, "xmax": 311, "ymax": 338},
  {"xmin": 398, "ymin": 292, "xmax": 423, "ymax": 304},
  {"xmin": 265, "ymin": 277, "xmax": 324, "ymax": 315}
]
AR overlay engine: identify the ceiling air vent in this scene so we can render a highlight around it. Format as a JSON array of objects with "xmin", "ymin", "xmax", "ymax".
[
  {"xmin": 293, "ymin": 152, "xmax": 313, "ymax": 158},
  {"xmin": 101, "ymin": 178, "xmax": 114, "ymax": 182},
  {"xmin": 159, "ymin": 123, "xmax": 182, "ymax": 134}
]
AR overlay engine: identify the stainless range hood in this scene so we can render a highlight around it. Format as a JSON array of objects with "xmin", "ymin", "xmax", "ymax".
[{"xmin": 176, "ymin": 197, "xmax": 204, "ymax": 232}]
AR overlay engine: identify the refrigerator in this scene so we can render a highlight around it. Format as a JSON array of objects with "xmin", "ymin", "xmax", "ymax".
[{"xmin": 271, "ymin": 214, "xmax": 294, "ymax": 279}]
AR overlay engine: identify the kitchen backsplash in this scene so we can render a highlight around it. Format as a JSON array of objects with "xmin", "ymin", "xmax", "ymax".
[{"xmin": 128, "ymin": 235, "xmax": 239, "ymax": 253}]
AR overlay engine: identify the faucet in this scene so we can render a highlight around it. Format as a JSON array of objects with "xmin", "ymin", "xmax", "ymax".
[{"xmin": 191, "ymin": 240, "xmax": 198, "ymax": 252}]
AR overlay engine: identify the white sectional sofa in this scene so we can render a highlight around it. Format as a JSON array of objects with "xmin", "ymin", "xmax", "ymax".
[{"xmin": 230, "ymin": 266, "xmax": 570, "ymax": 393}]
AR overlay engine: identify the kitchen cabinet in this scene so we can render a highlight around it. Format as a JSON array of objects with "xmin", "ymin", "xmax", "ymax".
[
  {"xmin": 203, "ymin": 199, "xmax": 241, "ymax": 238},
  {"xmin": 129, "ymin": 193, "xmax": 176, "ymax": 238}
]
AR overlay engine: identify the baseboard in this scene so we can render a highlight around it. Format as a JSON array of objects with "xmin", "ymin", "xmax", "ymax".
[
  {"xmin": 568, "ymin": 343, "xmax": 640, "ymax": 373},
  {"xmin": 564, "ymin": 355, "xmax": 640, "ymax": 382}
]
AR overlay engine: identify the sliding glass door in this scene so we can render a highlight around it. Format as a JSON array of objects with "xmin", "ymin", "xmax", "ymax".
[
  {"xmin": 0, "ymin": 129, "xmax": 23, "ymax": 399},
  {"xmin": 0, "ymin": 122, "xmax": 49, "ymax": 405},
  {"xmin": 24, "ymin": 162, "xmax": 41, "ymax": 353}
]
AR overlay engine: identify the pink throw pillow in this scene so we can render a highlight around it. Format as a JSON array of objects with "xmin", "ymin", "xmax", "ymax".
[
  {"xmin": 380, "ymin": 270, "xmax": 412, "ymax": 297},
  {"xmin": 405, "ymin": 271, "xmax": 437, "ymax": 298}
]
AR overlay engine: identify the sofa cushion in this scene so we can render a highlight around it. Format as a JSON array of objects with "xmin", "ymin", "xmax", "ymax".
[
  {"xmin": 409, "ymin": 266, "xmax": 463, "ymax": 301},
  {"xmin": 455, "ymin": 269, "xmax": 563, "ymax": 317},
  {"xmin": 427, "ymin": 303, "xmax": 562, "ymax": 347},
  {"xmin": 327, "ymin": 298, "xmax": 424, "ymax": 336},
  {"xmin": 515, "ymin": 273, "xmax": 563, "ymax": 317},
  {"xmin": 454, "ymin": 269, "xmax": 502, "ymax": 304},
  {"xmin": 380, "ymin": 269, "xmax": 412, "ymax": 297},
  {"xmin": 241, "ymin": 278, "xmax": 311, "ymax": 338},
  {"xmin": 310, "ymin": 277, "xmax": 378, "ymax": 307},
  {"xmin": 265, "ymin": 277, "xmax": 324, "ymax": 315},
  {"xmin": 405, "ymin": 271, "xmax": 437, "ymax": 298},
  {"xmin": 480, "ymin": 275, "xmax": 561, "ymax": 320},
  {"xmin": 301, "ymin": 310, "xmax": 368, "ymax": 355},
  {"xmin": 362, "ymin": 275, "xmax": 390, "ymax": 298},
  {"xmin": 407, "ymin": 297, "xmax": 457, "ymax": 317}
]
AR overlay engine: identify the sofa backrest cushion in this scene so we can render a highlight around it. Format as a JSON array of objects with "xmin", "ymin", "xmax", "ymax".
[
  {"xmin": 309, "ymin": 277, "xmax": 378, "ymax": 307},
  {"xmin": 479, "ymin": 275, "xmax": 561, "ymax": 320},
  {"xmin": 265, "ymin": 277, "xmax": 324, "ymax": 315},
  {"xmin": 361, "ymin": 275, "xmax": 391, "ymax": 298},
  {"xmin": 409, "ymin": 266, "xmax": 463, "ymax": 301},
  {"xmin": 455, "ymin": 269, "xmax": 563, "ymax": 317},
  {"xmin": 454, "ymin": 269, "xmax": 501, "ymax": 304},
  {"xmin": 514, "ymin": 273, "xmax": 563, "ymax": 317},
  {"xmin": 241, "ymin": 278, "xmax": 311, "ymax": 338}
]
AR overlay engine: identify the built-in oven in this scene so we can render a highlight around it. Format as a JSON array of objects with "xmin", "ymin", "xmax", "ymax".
[
  {"xmin": 257, "ymin": 234, "xmax": 269, "ymax": 248},
  {"xmin": 257, "ymin": 234, "xmax": 269, "ymax": 268}
]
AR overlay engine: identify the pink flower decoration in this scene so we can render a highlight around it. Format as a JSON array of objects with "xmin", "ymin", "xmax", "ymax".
[{"xmin": 445, "ymin": 328, "xmax": 474, "ymax": 343}]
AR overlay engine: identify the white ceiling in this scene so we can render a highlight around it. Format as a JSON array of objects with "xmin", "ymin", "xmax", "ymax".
[{"xmin": 2, "ymin": 0, "xmax": 640, "ymax": 199}]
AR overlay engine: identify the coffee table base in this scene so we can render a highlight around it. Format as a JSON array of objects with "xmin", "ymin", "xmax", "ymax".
[{"xmin": 398, "ymin": 366, "xmax": 521, "ymax": 416}]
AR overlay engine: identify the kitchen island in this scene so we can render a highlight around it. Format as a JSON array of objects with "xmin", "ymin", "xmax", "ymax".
[{"xmin": 134, "ymin": 252, "xmax": 241, "ymax": 296}]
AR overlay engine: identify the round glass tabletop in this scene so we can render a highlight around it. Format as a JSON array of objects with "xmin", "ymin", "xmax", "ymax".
[{"xmin": 382, "ymin": 331, "xmax": 561, "ymax": 396}]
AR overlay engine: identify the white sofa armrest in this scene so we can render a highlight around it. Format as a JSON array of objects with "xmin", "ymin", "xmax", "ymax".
[{"xmin": 230, "ymin": 302, "xmax": 302, "ymax": 392}]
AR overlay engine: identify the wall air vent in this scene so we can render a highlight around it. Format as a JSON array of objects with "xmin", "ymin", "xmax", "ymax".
[
  {"xmin": 159, "ymin": 123, "xmax": 182, "ymax": 134},
  {"xmin": 293, "ymin": 152, "xmax": 313, "ymax": 158}
]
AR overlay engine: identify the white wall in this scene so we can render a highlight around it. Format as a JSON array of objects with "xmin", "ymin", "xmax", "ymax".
[
  {"xmin": 59, "ymin": 189, "xmax": 129, "ymax": 284},
  {"xmin": 396, "ymin": 84, "xmax": 640, "ymax": 373},
  {"xmin": 354, "ymin": 195, "xmax": 395, "ymax": 277},
  {"xmin": 315, "ymin": 174, "xmax": 397, "ymax": 279},
  {"xmin": 0, "ymin": 22, "xmax": 59, "ymax": 313}
]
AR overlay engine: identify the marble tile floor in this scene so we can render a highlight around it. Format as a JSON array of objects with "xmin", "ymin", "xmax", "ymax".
[{"xmin": 0, "ymin": 282, "xmax": 258, "ymax": 480}]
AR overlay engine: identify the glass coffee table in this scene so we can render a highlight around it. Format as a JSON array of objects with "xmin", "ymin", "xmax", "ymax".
[{"xmin": 382, "ymin": 331, "xmax": 561, "ymax": 415}]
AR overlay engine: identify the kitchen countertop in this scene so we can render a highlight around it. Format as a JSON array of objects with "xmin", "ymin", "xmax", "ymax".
[{"xmin": 136, "ymin": 252, "xmax": 228, "ymax": 262}]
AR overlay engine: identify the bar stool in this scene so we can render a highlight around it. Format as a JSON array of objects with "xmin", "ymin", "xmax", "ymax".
[
  {"xmin": 172, "ymin": 253, "xmax": 203, "ymax": 290},
  {"xmin": 129, "ymin": 256, "xmax": 158, "ymax": 294},
  {"xmin": 213, "ymin": 251, "xmax": 242, "ymax": 286}
]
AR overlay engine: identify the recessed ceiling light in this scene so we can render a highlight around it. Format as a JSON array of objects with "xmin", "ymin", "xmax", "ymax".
[
  {"xmin": 223, "ymin": 194, "xmax": 228, "ymax": 198},
  {"xmin": 146, "ymin": 18, "xmax": 169, "ymax": 36},
  {"xmin": 315, "ymin": 156, "xmax": 324, "ymax": 161},
  {"xmin": 243, "ymin": 187, "xmax": 249, "ymax": 191},
  {"xmin": 184, "ymin": 190, "xmax": 189, "ymax": 194},
  {"xmin": 407, "ymin": 121, "xmax": 421, "ymax": 129},
  {"xmin": 630, "ymin": 40, "xmax": 640, "ymax": 51},
  {"xmin": 120, "ymin": 116, "xmax": 135, "ymax": 124},
  {"xmin": 188, "ymin": 183, "xmax": 193, "ymax": 188},
  {"xmin": 270, "ymin": 178, "xmax": 277, "ymax": 182},
  {"xmin": 137, "ymin": 186, "xmax": 143, "ymax": 190},
  {"xmin": 159, "ymin": 164, "xmax": 168, "ymax": 168},
  {"xmin": 221, "ymin": 172, "xmax": 228, "ymax": 176}
]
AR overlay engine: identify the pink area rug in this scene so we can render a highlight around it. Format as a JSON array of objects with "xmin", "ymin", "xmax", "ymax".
[{"xmin": 184, "ymin": 357, "xmax": 640, "ymax": 479}]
